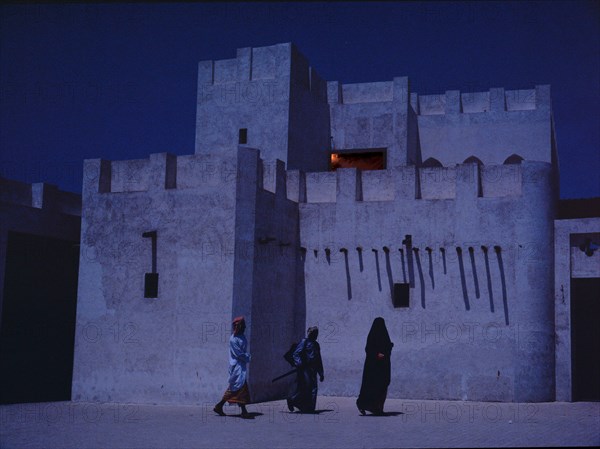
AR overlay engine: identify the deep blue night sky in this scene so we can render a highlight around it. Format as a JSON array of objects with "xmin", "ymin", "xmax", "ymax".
[{"xmin": 1, "ymin": 1, "xmax": 598, "ymax": 198}]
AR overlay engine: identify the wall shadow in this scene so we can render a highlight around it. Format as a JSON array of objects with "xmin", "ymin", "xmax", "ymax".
[
  {"xmin": 384, "ymin": 247, "xmax": 394, "ymax": 299},
  {"xmin": 373, "ymin": 249, "xmax": 382, "ymax": 292},
  {"xmin": 482, "ymin": 247, "xmax": 495, "ymax": 313},
  {"xmin": 399, "ymin": 249, "xmax": 407, "ymax": 283},
  {"xmin": 295, "ymin": 247, "xmax": 307, "ymax": 352},
  {"xmin": 456, "ymin": 247, "xmax": 470, "ymax": 311},
  {"xmin": 468, "ymin": 247, "xmax": 480, "ymax": 299},
  {"xmin": 495, "ymin": 246, "xmax": 509, "ymax": 325},
  {"xmin": 426, "ymin": 248, "xmax": 435, "ymax": 289},
  {"xmin": 341, "ymin": 249, "xmax": 352, "ymax": 300},
  {"xmin": 441, "ymin": 248, "xmax": 447, "ymax": 275},
  {"xmin": 403, "ymin": 236, "xmax": 415, "ymax": 288},
  {"xmin": 357, "ymin": 247, "xmax": 364, "ymax": 272},
  {"xmin": 413, "ymin": 248, "xmax": 426, "ymax": 309}
]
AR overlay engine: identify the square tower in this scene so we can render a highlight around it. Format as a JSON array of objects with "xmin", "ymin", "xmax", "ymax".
[{"xmin": 195, "ymin": 43, "xmax": 331, "ymax": 172}]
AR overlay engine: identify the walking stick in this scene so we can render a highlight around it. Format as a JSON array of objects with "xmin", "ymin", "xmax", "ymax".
[{"xmin": 271, "ymin": 368, "xmax": 298, "ymax": 383}]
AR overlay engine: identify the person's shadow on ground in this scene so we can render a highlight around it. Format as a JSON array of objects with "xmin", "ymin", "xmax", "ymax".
[
  {"xmin": 283, "ymin": 409, "xmax": 335, "ymax": 414},
  {"xmin": 232, "ymin": 412, "xmax": 263, "ymax": 419},
  {"xmin": 359, "ymin": 411, "xmax": 403, "ymax": 417}
]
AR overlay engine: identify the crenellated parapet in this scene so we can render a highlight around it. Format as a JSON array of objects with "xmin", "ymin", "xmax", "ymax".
[
  {"xmin": 195, "ymin": 43, "xmax": 330, "ymax": 172},
  {"xmin": 282, "ymin": 162, "xmax": 551, "ymax": 204},
  {"xmin": 83, "ymin": 154, "xmax": 177, "ymax": 195},
  {"xmin": 0, "ymin": 176, "xmax": 81, "ymax": 217},
  {"xmin": 325, "ymin": 81, "xmax": 550, "ymax": 114},
  {"xmin": 84, "ymin": 152, "xmax": 244, "ymax": 195},
  {"xmin": 327, "ymin": 77, "xmax": 413, "ymax": 169},
  {"xmin": 198, "ymin": 44, "xmax": 289, "ymax": 85},
  {"xmin": 197, "ymin": 42, "xmax": 327, "ymax": 101},
  {"xmin": 417, "ymin": 85, "xmax": 550, "ymax": 115},
  {"xmin": 326, "ymin": 76, "xmax": 555, "ymax": 169},
  {"xmin": 81, "ymin": 149, "xmax": 554, "ymax": 210},
  {"xmin": 416, "ymin": 85, "xmax": 554, "ymax": 166},
  {"xmin": 327, "ymin": 80, "xmax": 408, "ymax": 105},
  {"xmin": 81, "ymin": 148, "xmax": 294, "ymax": 207}
]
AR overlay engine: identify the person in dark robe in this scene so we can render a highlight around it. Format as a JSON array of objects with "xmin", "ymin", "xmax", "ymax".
[
  {"xmin": 356, "ymin": 317, "xmax": 394, "ymax": 416},
  {"xmin": 214, "ymin": 316, "xmax": 252, "ymax": 418},
  {"xmin": 286, "ymin": 326, "xmax": 324, "ymax": 413}
]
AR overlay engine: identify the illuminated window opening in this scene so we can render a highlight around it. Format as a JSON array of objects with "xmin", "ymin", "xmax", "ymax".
[{"xmin": 330, "ymin": 149, "xmax": 386, "ymax": 171}]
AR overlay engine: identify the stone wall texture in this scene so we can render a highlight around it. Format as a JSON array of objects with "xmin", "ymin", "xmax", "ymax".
[{"xmin": 67, "ymin": 42, "xmax": 593, "ymax": 405}]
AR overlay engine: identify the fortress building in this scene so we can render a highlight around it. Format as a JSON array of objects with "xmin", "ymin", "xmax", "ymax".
[{"xmin": 2, "ymin": 43, "xmax": 598, "ymax": 405}]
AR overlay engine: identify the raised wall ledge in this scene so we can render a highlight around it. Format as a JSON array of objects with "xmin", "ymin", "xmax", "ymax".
[
  {"xmin": 196, "ymin": 43, "xmax": 327, "ymax": 100},
  {"xmin": 325, "ymin": 79, "xmax": 550, "ymax": 115},
  {"xmin": 300, "ymin": 160, "xmax": 552, "ymax": 204},
  {"xmin": 327, "ymin": 77, "xmax": 409, "ymax": 105},
  {"xmin": 82, "ymin": 150, "xmax": 291, "ymax": 200},
  {"xmin": 294, "ymin": 164, "xmax": 528, "ymax": 203},
  {"xmin": 197, "ymin": 43, "xmax": 293, "ymax": 84},
  {"xmin": 417, "ymin": 85, "xmax": 550, "ymax": 115},
  {"xmin": 0, "ymin": 176, "xmax": 82, "ymax": 217},
  {"xmin": 196, "ymin": 43, "xmax": 552, "ymax": 115},
  {"xmin": 83, "ymin": 152, "xmax": 553, "ymax": 204}
]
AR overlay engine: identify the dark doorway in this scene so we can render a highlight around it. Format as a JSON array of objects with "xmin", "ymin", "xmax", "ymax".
[
  {"xmin": 0, "ymin": 232, "xmax": 79, "ymax": 404},
  {"xmin": 571, "ymin": 278, "xmax": 600, "ymax": 401}
]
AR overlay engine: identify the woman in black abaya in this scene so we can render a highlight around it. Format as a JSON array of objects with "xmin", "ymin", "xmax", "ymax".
[{"xmin": 356, "ymin": 317, "xmax": 394, "ymax": 416}]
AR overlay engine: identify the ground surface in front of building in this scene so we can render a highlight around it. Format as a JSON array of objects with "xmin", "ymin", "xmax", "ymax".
[{"xmin": 1, "ymin": 396, "xmax": 598, "ymax": 448}]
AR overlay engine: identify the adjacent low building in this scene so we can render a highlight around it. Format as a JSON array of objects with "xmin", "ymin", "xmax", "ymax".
[{"xmin": 0, "ymin": 177, "xmax": 81, "ymax": 403}]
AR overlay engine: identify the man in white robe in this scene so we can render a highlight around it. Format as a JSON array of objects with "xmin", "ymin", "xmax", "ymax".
[{"xmin": 214, "ymin": 316, "xmax": 252, "ymax": 418}]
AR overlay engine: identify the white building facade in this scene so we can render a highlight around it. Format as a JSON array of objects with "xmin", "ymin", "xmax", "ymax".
[{"xmin": 68, "ymin": 43, "xmax": 599, "ymax": 405}]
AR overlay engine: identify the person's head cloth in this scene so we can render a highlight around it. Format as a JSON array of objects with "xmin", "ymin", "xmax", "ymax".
[
  {"xmin": 366, "ymin": 317, "xmax": 393, "ymax": 351},
  {"xmin": 307, "ymin": 326, "xmax": 319, "ymax": 340},
  {"xmin": 232, "ymin": 316, "xmax": 246, "ymax": 334}
]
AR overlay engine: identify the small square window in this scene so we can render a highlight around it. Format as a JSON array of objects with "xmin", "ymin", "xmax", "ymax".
[
  {"xmin": 144, "ymin": 273, "xmax": 159, "ymax": 298},
  {"xmin": 239, "ymin": 128, "xmax": 248, "ymax": 144},
  {"xmin": 392, "ymin": 283, "xmax": 409, "ymax": 308}
]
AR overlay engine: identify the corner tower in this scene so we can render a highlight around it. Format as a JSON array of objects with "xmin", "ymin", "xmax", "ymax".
[{"xmin": 195, "ymin": 43, "xmax": 331, "ymax": 172}]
